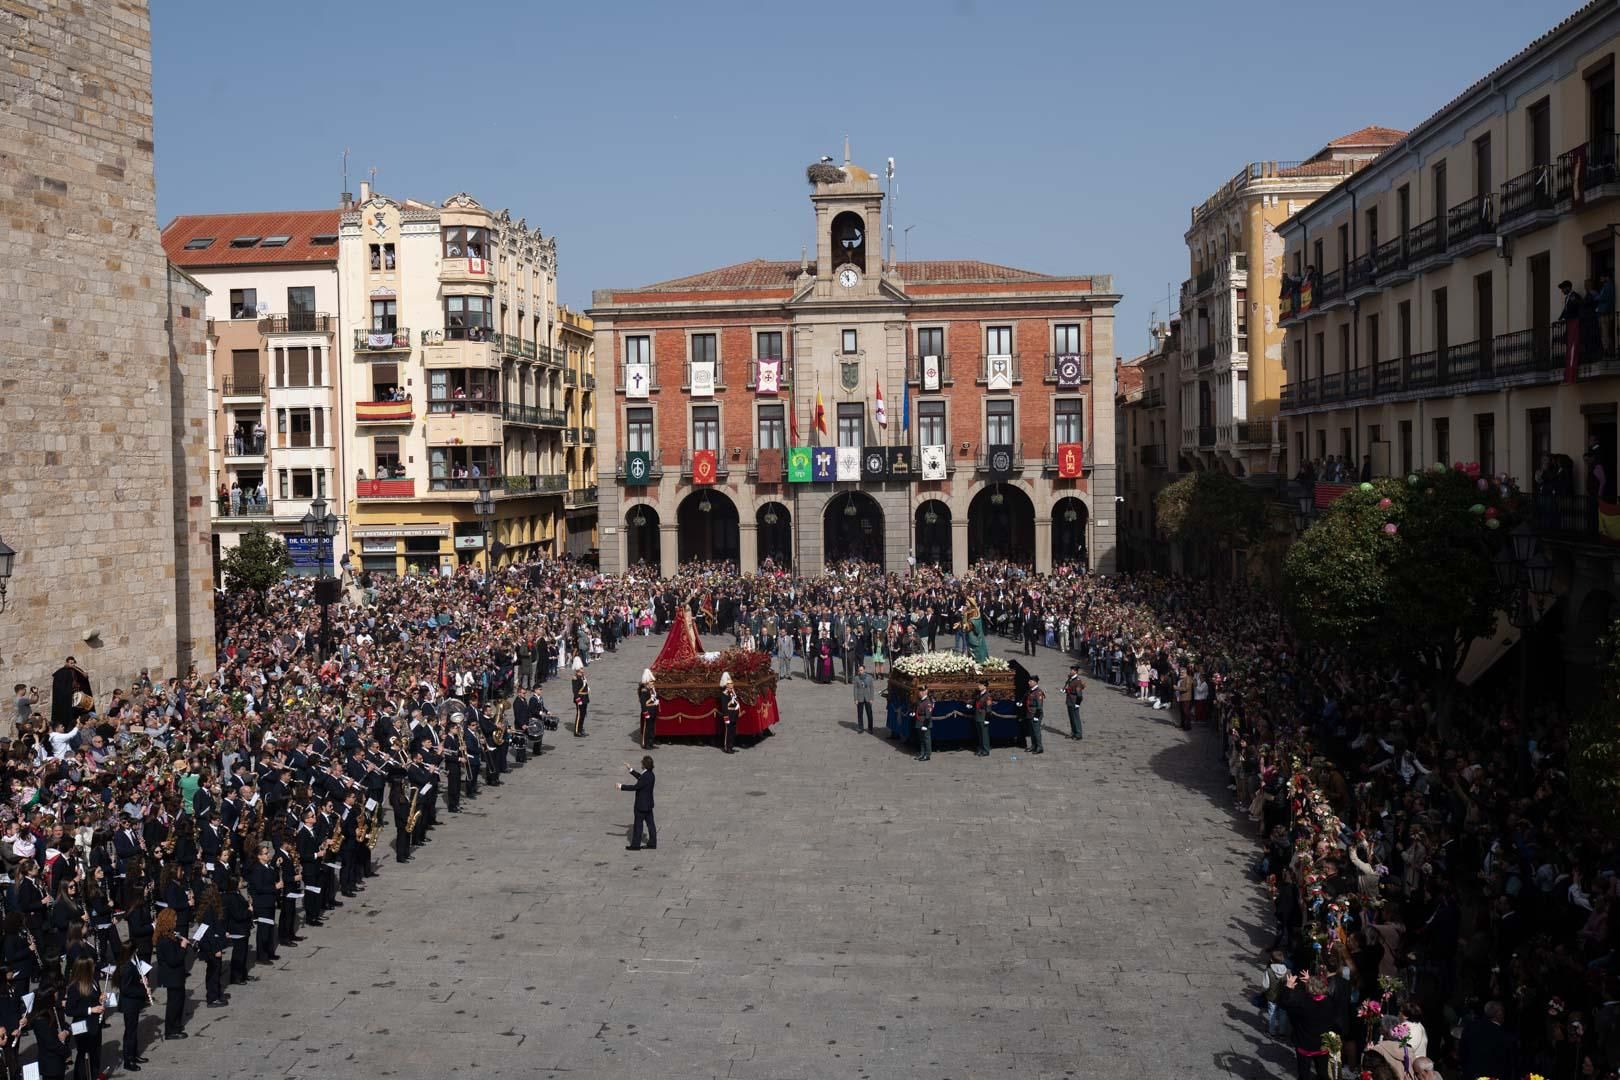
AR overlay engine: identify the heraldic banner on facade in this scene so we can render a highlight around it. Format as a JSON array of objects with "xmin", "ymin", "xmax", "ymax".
[
  {"xmin": 623, "ymin": 450, "xmax": 652, "ymax": 486},
  {"xmin": 920, "ymin": 444, "xmax": 947, "ymax": 481},
  {"xmin": 1056, "ymin": 442, "xmax": 1084, "ymax": 478},
  {"xmin": 691, "ymin": 449, "xmax": 718, "ymax": 485},
  {"xmin": 886, "ymin": 446, "xmax": 913, "ymax": 479},
  {"xmin": 690, "ymin": 360, "xmax": 715, "ymax": 398},
  {"xmin": 755, "ymin": 448, "xmax": 783, "ymax": 484},
  {"xmin": 986, "ymin": 444, "xmax": 1015, "ymax": 481},
  {"xmin": 986, "ymin": 355, "xmax": 1013, "ymax": 391},
  {"xmin": 922, "ymin": 355, "xmax": 941, "ymax": 391},
  {"xmin": 624, "ymin": 362, "xmax": 651, "ymax": 399},
  {"xmin": 835, "ymin": 446, "xmax": 861, "ymax": 481},
  {"xmin": 861, "ymin": 447, "xmax": 887, "ymax": 480},
  {"xmin": 1055, "ymin": 354, "xmax": 1084, "ymax": 389},
  {"xmin": 812, "ymin": 447, "xmax": 836, "ymax": 482},
  {"xmin": 788, "ymin": 447, "xmax": 812, "ymax": 483},
  {"xmin": 756, "ymin": 358, "xmax": 780, "ymax": 395}
]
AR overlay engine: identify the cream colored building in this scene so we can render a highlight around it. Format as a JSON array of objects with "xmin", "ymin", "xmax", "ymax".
[
  {"xmin": 337, "ymin": 187, "xmax": 571, "ymax": 575},
  {"xmin": 162, "ymin": 211, "xmax": 344, "ymax": 580},
  {"xmin": 1117, "ymin": 319, "xmax": 1183, "ymax": 571},
  {"xmin": 558, "ymin": 306, "xmax": 600, "ymax": 556},
  {"xmin": 1178, "ymin": 129, "xmax": 1402, "ymax": 479},
  {"xmin": 1279, "ymin": 0, "xmax": 1620, "ymax": 692}
]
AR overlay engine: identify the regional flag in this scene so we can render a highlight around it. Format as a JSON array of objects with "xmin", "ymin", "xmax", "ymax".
[
  {"xmin": 1056, "ymin": 443, "xmax": 1083, "ymax": 478},
  {"xmin": 692, "ymin": 449, "xmax": 718, "ymax": 485},
  {"xmin": 814, "ymin": 386, "xmax": 828, "ymax": 438},
  {"xmin": 788, "ymin": 447, "xmax": 812, "ymax": 483},
  {"xmin": 874, "ymin": 377, "xmax": 887, "ymax": 429}
]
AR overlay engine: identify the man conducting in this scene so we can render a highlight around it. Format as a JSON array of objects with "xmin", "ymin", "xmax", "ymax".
[{"xmin": 617, "ymin": 757, "xmax": 657, "ymax": 852}]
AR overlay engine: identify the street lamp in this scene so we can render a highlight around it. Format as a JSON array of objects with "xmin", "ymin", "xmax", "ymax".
[
  {"xmin": 1494, "ymin": 522, "xmax": 1554, "ymax": 724},
  {"xmin": 300, "ymin": 495, "xmax": 340, "ymax": 659},
  {"xmin": 473, "ymin": 483, "xmax": 496, "ymax": 570},
  {"xmin": 0, "ymin": 535, "xmax": 14, "ymax": 613}
]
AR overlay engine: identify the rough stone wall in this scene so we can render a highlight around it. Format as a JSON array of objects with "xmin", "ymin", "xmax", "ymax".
[{"xmin": 0, "ymin": 0, "xmax": 215, "ymax": 691}]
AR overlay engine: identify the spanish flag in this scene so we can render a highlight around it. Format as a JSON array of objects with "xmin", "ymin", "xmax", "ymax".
[
  {"xmin": 814, "ymin": 384, "xmax": 828, "ymax": 438},
  {"xmin": 1600, "ymin": 500, "xmax": 1620, "ymax": 543}
]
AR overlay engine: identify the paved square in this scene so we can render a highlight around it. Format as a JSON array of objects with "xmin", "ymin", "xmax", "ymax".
[{"xmin": 157, "ymin": 636, "xmax": 1287, "ymax": 1079}]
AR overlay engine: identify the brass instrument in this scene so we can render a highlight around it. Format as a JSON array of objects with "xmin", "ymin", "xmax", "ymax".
[{"xmin": 404, "ymin": 785, "xmax": 421, "ymax": 835}]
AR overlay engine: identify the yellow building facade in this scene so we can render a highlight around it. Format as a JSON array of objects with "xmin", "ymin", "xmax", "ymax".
[
  {"xmin": 1279, "ymin": 0, "xmax": 1620, "ymax": 691},
  {"xmin": 559, "ymin": 305, "xmax": 600, "ymax": 556}
]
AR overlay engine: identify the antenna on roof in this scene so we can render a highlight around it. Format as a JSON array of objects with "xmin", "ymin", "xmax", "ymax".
[
  {"xmin": 341, "ymin": 147, "xmax": 351, "ymax": 209},
  {"xmin": 843, "ymin": 135, "xmax": 851, "ymax": 167},
  {"xmin": 886, "ymin": 157, "xmax": 896, "ymax": 269}
]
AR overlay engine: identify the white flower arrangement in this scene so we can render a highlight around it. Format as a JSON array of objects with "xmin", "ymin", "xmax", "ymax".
[{"xmin": 892, "ymin": 652, "xmax": 1008, "ymax": 678}]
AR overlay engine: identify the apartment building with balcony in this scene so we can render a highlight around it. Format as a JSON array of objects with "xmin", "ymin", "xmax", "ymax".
[
  {"xmin": 1117, "ymin": 319, "xmax": 1185, "ymax": 571},
  {"xmin": 1278, "ymin": 0, "xmax": 1620, "ymax": 688},
  {"xmin": 1178, "ymin": 129, "xmax": 1403, "ymax": 480},
  {"xmin": 591, "ymin": 148, "xmax": 1118, "ymax": 576},
  {"xmin": 337, "ymin": 186, "xmax": 568, "ymax": 576},
  {"xmin": 161, "ymin": 210, "xmax": 345, "ymax": 580},
  {"xmin": 558, "ymin": 305, "xmax": 600, "ymax": 556}
]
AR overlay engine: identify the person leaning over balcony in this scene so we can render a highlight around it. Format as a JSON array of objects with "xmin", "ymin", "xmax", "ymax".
[{"xmin": 1597, "ymin": 270, "xmax": 1615, "ymax": 353}]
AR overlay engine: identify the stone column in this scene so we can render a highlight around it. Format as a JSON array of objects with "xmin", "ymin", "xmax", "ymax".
[
  {"xmin": 739, "ymin": 521, "xmax": 759, "ymax": 574},
  {"xmin": 659, "ymin": 522, "xmax": 678, "ymax": 578},
  {"xmin": 952, "ymin": 517, "xmax": 969, "ymax": 572},
  {"xmin": 1034, "ymin": 515, "xmax": 1052, "ymax": 573}
]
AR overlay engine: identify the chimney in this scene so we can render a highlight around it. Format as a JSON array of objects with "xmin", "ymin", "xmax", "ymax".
[
  {"xmin": 340, "ymin": 191, "xmax": 353, "ymax": 211},
  {"xmin": 359, "ymin": 180, "xmax": 371, "ymax": 204}
]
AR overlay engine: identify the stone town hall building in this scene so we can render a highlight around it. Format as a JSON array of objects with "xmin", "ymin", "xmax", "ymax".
[{"xmin": 590, "ymin": 153, "xmax": 1119, "ymax": 576}]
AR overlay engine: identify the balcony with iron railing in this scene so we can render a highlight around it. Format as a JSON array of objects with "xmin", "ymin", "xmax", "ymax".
[
  {"xmin": 1315, "ymin": 267, "xmax": 1345, "ymax": 308},
  {"xmin": 1373, "ymin": 236, "xmax": 1407, "ymax": 281},
  {"xmin": 1233, "ymin": 420, "xmax": 1281, "ymax": 447},
  {"xmin": 679, "ymin": 450, "xmax": 731, "ymax": 479},
  {"xmin": 1197, "ymin": 425, "xmax": 1216, "ymax": 448},
  {"xmin": 1345, "ymin": 253, "xmax": 1377, "ymax": 297},
  {"xmin": 975, "ymin": 354, "xmax": 1021, "ymax": 386},
  {"xmin": 745, "ymin": 357, "xmax": 794, "ymax": 390},
  {"xmin": 259, "ymin": 313, "xmax": 333, "ymax": 335},
  {"xmin": 356, "ymin": 478, "xmax": 418, "ymax": 499},
  {"xmin": 222, "ymin": 376, "xmax": 264, "ymax": 398},
  {"xmin": 563, "ymin": 428, "xmax": 578, "ymax": 445},
  {"xmin": 223, "ymin": 434, "xmax": 267, "ymax": 459},
  {"xmin": 583, "ymin": 426, "xmax": 596, "ymax": 445},
  {"xmin": 1447, "ymin": 193, "xmax": 1496, "ymax": 252},
  {"xmin": 1407, "ymin": 216, "xmax": 1443, "ymax": 265},
  {"xmin": 1196, "ymin": 344, "xmax": 1215, "ymax": 369},
  {"xmin": 1040, "ymin": 442, "xmax": 1092, "ymax": 472},
  {"xmin": 566, "ymin": 485, "xmax": 599, "ymax": 507},
  {"xmin": 354, "ymin": 327, "xmax": 412, "ymax": 354},
  {"xmin": 614, "ymin": 450, "xmax": 666, "ymax": 480},
  {"xmin": 427, "ymin": 396, "xmax": 500, "ymax": 415},
  {"xmin": 973, "ymin": 442, "xmax": 1025, "ymax": 471},
  {"xmin": 1041, "ymin": 352, "xmax": 1092, "ymax": 383},
  {"xmin": 564, "ymin": 369, "xmax": 578, "ymax": 386},
  {"xmin": 614, "ymin": 361, "xmax": 660, "ymax": 393},
  {"xmin": 1195, "ymin": 266, "xmax": 1216, "ymax": 294},
  {"xmin": 214, "ymin": 495, "xmax": 273, "ymax": 518},
  {"xmin": 906, "ymin": 354, "xmax": 953, "ymax": 387},
  {"xmin": 1499, "ymin": 163, "xmax": 1558, "ymax": 231},
  {"xmin": 1139, "ymin": 443, "xmax": 1167, "ymax": 467},
  {"xmin": 1140, "ymin": 386, "xmax": 1164, "ymax": 409}
]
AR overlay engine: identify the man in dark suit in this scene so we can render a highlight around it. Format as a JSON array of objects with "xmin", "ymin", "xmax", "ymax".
[
  {"xmin": 1459, "ymin": 1000, "xmax": 1518, "ymax": 1080},
  {"xmin": 617, "ymin": 757, "xmax": 656, "ymax": 852}
]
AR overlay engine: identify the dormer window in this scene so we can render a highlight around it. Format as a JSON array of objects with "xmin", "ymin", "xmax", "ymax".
[
  {"xmin": 183, "ymin": 237, "xmax": 214, "ymax": 250},
  {"xmin": 229, "ymin": 236, "xmax": 261, "ymax": 248}
]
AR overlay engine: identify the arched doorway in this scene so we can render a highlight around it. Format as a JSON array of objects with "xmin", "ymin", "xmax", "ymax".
[
  {"xmin": 915, "ymin": 499, "xmax": 952, "ymax": 570},
  {"xmin": 624, "ymin": 504, "xmax": 660, "ymax": 569},
  {"xmin": 677, "ymin": 489, "xmax": 740, "ymax": 565},
  {"xmin": 968, "ymin": 484, "xmax": 1035, "ymax": 565},
  {"xmin": 1052, "ymin": 496, "xmax": 1089, "ymax": 569},
  {"xmin": 756, "ymin": 501, "xmax": 792, "ymax": 570},
  {"xmin": 823, "ymin": 491, "xmax": 884, "ymax": 568}
]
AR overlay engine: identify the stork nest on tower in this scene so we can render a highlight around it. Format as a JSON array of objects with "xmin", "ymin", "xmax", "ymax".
[{"xmin": 806, "ymin": 162, "xmax": 845, "ymax": 185}]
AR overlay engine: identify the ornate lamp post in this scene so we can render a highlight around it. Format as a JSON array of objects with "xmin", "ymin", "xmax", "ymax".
[
  {"xmin": 301, "ymin": 496, "xmax": 340, "ymax": 659},
  {"xmin": 1493, "ymin": 523, "xmax": 1555, "ymax": 724},
  {"xmin": 473, "ymin": 483, "xmax": 496, "ymax": 571}
]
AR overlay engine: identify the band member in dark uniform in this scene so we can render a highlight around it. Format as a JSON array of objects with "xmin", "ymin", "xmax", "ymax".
[
  {"xmin": 388, "ymin": 778, "xmax": 411, "ymax": 865},
  {"xmin": 443, "ymin": 722, "xmax": 463, "ymax": 813},
  {"xmin": 1063, "ymin": 664, "xmax": 1086, "ymax": 740},
  {"xmin": 637, "ymin": 670, "xmax": 659, "ymax": 750},
  {"xmin": 616, "ymin": 757, "xmax": 656, "ymax": 852},
  {"xmin": 719, "ymin": 677, "xmax": 740, "ymax": 754},
  {"xmin": 116, "ymin": 943, "xmax": 151, "ymax": 1072},
  {"xmin": 572, "ymin": 667, "xmax": 590, "ymax": 737},
  {"xmin": 247, "ymin": 844, "xmax": 279, "ymax": 962}
]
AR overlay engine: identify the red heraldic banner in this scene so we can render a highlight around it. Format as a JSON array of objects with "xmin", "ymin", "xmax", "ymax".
[
  {"xmin": 692, "ymin": 449, "xmax": 718, "ymax": 485},
  {"xmin": 1056, "ymin": 443, "xmax": 1084, "ymax": 478}
]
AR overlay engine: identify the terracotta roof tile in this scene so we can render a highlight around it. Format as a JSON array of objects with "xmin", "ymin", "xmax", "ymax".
[
  {"xmin": 1326, "ymin": 125, "xmax": 1407, "ymax": 148},
  {"xmin": 629, "ymin": 257, "xmax": 1063, "ymax": 293},
  {"xmin": 162, "ymin": 209, "xmax": 340, "ymax": 267}
]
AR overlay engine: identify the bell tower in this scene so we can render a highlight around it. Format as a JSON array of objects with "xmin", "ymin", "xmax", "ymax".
[{"xmin": 806, "ymin": 138, "xmax": 886, "ymax": 301}]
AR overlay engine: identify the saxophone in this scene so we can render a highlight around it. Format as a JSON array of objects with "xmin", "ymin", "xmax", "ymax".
[{"xmin": 404, "ymin": 784, "xmax": 421, "ymax": 835}]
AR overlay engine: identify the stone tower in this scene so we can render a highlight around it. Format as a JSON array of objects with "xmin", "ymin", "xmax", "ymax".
[{"xmin": 0, "ymin": 0, "xmax": 215, "ymax": 689}]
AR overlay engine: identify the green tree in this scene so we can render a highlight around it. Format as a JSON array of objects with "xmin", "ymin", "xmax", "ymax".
[
  {"xmin": 221, "ymin": 524, "xmax": 291, "ymax": 600},
  {"xmin": 1283, "ymin": 467, "xmax": 1511, "ymax": 712},
  {"xmin": 1154, "ymin": 470, "xmax": 1268, "ymax": 573},
  {"xmin": 1571, "ymin": 621, "xmax": 1620, "ymax": 836}
]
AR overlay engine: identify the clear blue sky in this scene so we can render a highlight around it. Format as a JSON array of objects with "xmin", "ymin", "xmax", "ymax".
[{"xmin": 152, "ymin": 0, "xmax": 1579, "ymax": 355}]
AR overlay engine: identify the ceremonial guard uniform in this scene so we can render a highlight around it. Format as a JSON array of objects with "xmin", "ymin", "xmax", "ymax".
[
  {"xmin": 914, "ymin": 688, "xmax": 934, "ymax": 762},
  {"xmin": 972, "ymin": 681, "xmax": 992, "ymax": 757},
  {"xmin": 572, "ymin": 672, "xmax": 590, "ymax": 737},
  {"xmin": 1025, "ymin": 677, "xmax": 1046, "ymax": 754},
  {"xmin": 1063, "ymin": 666, "xmax": 1086, "ymax": 740},
  {"xmin": 719, "ymin": 684, "xmax": 740, "ymax": 754},
  {"xmin": 637, "ymin": 671, "xmax": 659, "ymax": 750}
]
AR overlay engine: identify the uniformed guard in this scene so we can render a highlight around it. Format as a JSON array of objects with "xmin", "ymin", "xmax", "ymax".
[
  {"xmin": 1063, "ymin": 664, "xmax": 1086, "ymax": 740},
  {"xmin": 1025, "ymin": 675, "xmax": 1046, "ymax": 754},
  {"xmin": 637, "ymin": 669, "xmax": 659, "ymax": 750},
  {"xmin": 972, "ymin": 678, "xmax": 992, "ymax": 757},
  {"xmin": 572, "ymin": 668, "xmax": 590, "ymax": 737},
  {"xmin": 914, "ymin": 685, "xmax": 934, "ymax": 762}
]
